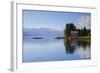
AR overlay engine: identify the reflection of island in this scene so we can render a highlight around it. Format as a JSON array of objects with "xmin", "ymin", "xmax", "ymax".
[
  {"xmin": 64, "ymin": 38, "xmax": 77, "ymax": 54},
  {"xmin": 78, "ymin": 40, "xmax": 90, "ymax": 49},
  {"xmin": 64, "ymin": 38, "xmax": 90, "ymax": 55}
]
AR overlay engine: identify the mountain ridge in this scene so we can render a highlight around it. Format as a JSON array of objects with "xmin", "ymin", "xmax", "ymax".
[{"xmin": 23, "ymin": 28, "xmax": 64, "ymax": 39}]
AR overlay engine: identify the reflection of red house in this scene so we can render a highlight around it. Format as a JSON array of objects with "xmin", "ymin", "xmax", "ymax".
[{"xmin": 70, "ymin": 31, "xmax": 78, "ymax": 38}]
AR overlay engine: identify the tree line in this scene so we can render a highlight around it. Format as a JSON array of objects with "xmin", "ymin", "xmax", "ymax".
[{"xmin": 64, "ymin": 23, "xmax": 91, "ymax": 37}]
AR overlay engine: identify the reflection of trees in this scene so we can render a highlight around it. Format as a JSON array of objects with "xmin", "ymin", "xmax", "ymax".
[
  {"xmin": 64, "ymin": 38, "xmax": 90, "ymax": 54},
  {"xmin": 78, "ymin": 40, "xmax": 90, "ymax": 49},
  {"xmin": 64, "ymin": 38, "xmax": 76, "ymax": 54}
]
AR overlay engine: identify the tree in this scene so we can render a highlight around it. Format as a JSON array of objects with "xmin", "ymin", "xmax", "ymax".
[
  {"xmin": 77, "ymin": 27, "xmax": 90, "ymax": 37},
  {"xmin": 64, "ymin": 23, "xmax": 76, "ymax": 37},
  {"xmin": 64, "ymin": 22, "xmax": 91, "ymax": 37}
]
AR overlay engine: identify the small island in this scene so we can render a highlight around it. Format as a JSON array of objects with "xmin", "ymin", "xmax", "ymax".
[
  {"xmin": 32, "ymin": 37, "xmax": 43, "ymax": 39},
  {"xmin": 55, "ymin": 37, "xmax": 65, "ymax": 39}
]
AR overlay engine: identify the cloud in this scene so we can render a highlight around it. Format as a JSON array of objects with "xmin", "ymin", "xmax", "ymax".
[{"xmin": 77, "ymin": 16, "xmax": 91, "ymax": 29}]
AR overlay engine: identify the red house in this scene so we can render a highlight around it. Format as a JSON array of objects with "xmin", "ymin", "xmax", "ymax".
[{"xmin": 70, "ymin": 31, "xmax": 78, "ymax": 38}]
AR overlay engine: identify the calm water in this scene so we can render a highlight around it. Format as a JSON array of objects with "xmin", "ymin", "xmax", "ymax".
[{"xmin": 23, "ymin": 38, "xmax": 91, "ymax": 63}]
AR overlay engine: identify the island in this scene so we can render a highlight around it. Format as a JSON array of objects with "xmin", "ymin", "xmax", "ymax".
[
  {"xmin": 32, "ymin": 37, "xmax": 43, "ymax": 39},
  {"xmin": 55, "ymin": 37, "xmax": 65, "ymax": 39}
]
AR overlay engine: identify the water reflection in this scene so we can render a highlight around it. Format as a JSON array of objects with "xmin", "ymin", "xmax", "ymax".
[
  {"xmin": 23, "ymin": 38, "xmax": 91, "ymax": 62},
  {"xmin": 64, "ymin": 38, "xmax": 91, "ymax": 59},
  {"xmin": 78, "ymin": 39, "xmax": 90, "ymax": 49},
  {"xmin": 64, "ymin": 38, "xmax": 76, "ymax": 54}
]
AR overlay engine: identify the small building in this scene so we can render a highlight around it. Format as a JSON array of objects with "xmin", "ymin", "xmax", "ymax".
[{"xmin": 70, "ymin": 31, "xmax": 78, "ymax": 38}]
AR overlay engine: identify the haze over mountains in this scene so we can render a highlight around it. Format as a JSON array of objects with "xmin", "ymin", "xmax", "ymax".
[{"xmin": 23, "ymin": 28, "xmax": 64, "ymax": 39}]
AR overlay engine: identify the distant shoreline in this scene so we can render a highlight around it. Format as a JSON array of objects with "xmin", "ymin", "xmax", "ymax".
[{"xmin": 31, "ymin": 36, "xmax": 90, "ymax": 40}]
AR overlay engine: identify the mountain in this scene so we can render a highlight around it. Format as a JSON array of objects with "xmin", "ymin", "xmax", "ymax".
[{"xmin": 23, "ymin": 28, "xmax": 64, "ymax": 39}]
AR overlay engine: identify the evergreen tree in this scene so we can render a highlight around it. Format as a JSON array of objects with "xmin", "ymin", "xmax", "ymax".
[
  {"xmin": 64, "ymin": 22, "xmax": 90, "ymax": 37},
  {"xmin": 64, "ymin": 23, "xmax": 76, "ymax": 37}
]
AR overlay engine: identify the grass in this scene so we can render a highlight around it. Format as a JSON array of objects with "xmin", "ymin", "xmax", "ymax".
[
  {"xmin": 64, "ymin": 36, "xmax": 91, "ymax": 41},
  {"xmin": 78, "ymin": 36, "xmax": 91, "ymax": 39}
]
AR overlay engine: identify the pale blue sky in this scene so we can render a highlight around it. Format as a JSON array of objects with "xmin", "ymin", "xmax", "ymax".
[{"xmin": 23, "ymin": 10, "xmax": 91, "ymax": 31}]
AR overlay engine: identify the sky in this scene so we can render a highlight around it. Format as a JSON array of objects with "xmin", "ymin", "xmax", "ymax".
[{"xmin": 23, "ymin": 10, "xmax": 91, "ymax": 31}]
